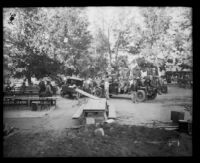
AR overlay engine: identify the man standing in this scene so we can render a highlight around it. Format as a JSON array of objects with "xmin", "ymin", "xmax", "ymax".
[
  {"xmin": 104, "ymin": 77, "xmax": 110, "ymax": 100},
  {"xmin": 130, "ymin": 78, "xmax": 138, "ymax": 103}
]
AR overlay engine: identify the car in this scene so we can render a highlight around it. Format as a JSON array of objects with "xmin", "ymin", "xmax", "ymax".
[{"xmin": 60, "ymin": 76, "xmax": 84, "ymax": 98}]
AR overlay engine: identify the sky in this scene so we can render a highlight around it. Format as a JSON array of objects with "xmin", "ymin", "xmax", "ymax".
[
  {"xmin": 85, "ymin": 7, "xmax": 191, "ymax": 32},
  {"xmin": 85, "ymin": 7, "xmax": 145, "ymax": 34}
]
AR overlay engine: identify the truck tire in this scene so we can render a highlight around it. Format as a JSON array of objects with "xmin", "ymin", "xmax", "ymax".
[
  {"xmin": 136, "ymin": 90, "xmax": 146, "ymax": 102},
  {"xmin": 95, "ymin": 88, "xmax": 103, "ymax": 98}
]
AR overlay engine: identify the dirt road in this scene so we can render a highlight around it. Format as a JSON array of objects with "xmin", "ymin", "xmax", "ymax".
[
  {"xmin": 4, "ymin": 85, "xmax": 192, "ymax": 131},
  {"xmin": 3, "ymin": 85, "xmax": 192, "ymax": 157},
  {"xmin": 109, "ymin": 85, "xmax": 192, "ymax": 126}
]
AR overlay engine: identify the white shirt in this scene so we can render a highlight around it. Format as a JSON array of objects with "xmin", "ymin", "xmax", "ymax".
[
  {"xmin": 104, "ymin": 81, "xmax": 109, "ymax": 90},
  {"xmin": 141, "ymin": 71, "xmax": 147, "ymax": 78},
  {"xmin": 129, "ymin": 80, "xmax": 133, "ymax": 85}
]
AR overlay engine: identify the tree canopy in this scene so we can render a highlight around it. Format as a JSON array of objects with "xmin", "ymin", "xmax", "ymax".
[{"xmin": 3, "ymin": 7, "xmax": 192, "ymax": 84}]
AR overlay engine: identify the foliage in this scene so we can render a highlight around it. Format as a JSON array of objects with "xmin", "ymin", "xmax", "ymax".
[
  {"xmin": 4, "ymin": 8, "xmax": 92, "ymax": 83},
  {"xmin": 3, "ymin": 7, "xmax": 192, "ymax": 83}
]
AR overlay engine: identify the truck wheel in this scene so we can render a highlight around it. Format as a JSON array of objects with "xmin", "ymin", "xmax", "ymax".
[
  {"xmin": 136, "ymin": 90, "xmax": 146, "ymax": 102},
  {"xmin": 95, "ymin": 88, "xmax": 102, "ymax": 98}
]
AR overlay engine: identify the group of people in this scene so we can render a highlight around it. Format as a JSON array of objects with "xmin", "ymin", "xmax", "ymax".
[
  {"xmin": 118, "ymin": 67, "xmax": 166, "ymax": 103},
  {"xmin": 38, "ymin": 80, "xmax": 54, "ymax": 97}
]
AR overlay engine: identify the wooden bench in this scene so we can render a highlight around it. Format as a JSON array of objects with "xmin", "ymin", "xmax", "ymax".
[
  {"xmin": 3, "ymin": 97, "xmax": 15, "ymax": 105},
  {"xmin": 3, "ymin": 97, "xmax": 28, "ymax": 106},
  {"xmin": 31, "ymin": 101, "xmax": 51, "ymax": 111},
  {"xmin": 13, "ymin": 87, "xmax": 39, "ymax": 96},
  {"xmin": 72, "ymin": 99, "xmax": 108, "ymax": 124},
  {"xmin": 13, "ymin": 99, "xmax": 29, "ymax": 105},
  {"xmin": 30, "ymin": 98, "xmax": 57, "ymax": 110}
]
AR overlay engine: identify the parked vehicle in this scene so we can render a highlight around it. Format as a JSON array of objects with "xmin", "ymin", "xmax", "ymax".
[
  {"xmin": 60, "ymin": 76, "xmax": 84, "ymax": 98},
  {"xmin": 93, "ymin": 76, "xmax": 158, "ymax": 102},
  {"xmin": 136, "ymin": 78, "xmax": 158, "ymax": 102}
]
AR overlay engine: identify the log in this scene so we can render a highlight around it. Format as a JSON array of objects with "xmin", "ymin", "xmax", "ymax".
[{"xmin": 75, "ymin": 88, "xmax": 100, "ymax": 100}]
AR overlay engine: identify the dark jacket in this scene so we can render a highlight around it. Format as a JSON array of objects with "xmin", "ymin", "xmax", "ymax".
[
  {"xmin": 39, "ymin": 81, "xmax": 46, "ymax": 93},
  {"xmin": 130, "ymin": 82, "xmax": 138, "ymax": 91}
]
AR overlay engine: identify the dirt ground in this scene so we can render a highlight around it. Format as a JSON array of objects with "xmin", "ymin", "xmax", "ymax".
[{"xmin": 3, "ymin": 85, "xmax": 192, "ymax": 157}]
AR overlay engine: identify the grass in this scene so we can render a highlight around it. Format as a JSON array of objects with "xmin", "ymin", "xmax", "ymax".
[{"xmin": 3, "ymin": 123, "xmax": 192, "ymax": 157}]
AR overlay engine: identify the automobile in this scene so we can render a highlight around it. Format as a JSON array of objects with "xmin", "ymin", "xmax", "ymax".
[
  {"xmin": 94, "ymin": 76, "xmax": 158, "ymax": 103},
  {"xmin": 92, "ymin": 77, "xmax": 120, "ymax": 98},
  {"xmin": 136, "ymin": 84, "xmax": 158, "ymax": 102},
  {"xmin": 60, "ymin": 76, "xmax": 84, "ymax": 98}
]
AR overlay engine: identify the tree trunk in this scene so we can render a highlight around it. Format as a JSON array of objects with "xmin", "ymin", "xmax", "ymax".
[
  {"xmin": 115, "ymin": 32, "xmax": 121, "ymax": 75},
  {"xmin": 107, "ymin": 28, "xmax": 112, "ymax": 66},
  {"xmin": 27, "ymin": 76, "xmax": 32, "ymax": 86}
]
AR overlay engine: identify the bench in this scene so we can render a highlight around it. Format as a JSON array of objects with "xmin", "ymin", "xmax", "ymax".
[
  {"xmin": 31, "ymin": 101, "xmax": 51, "ymax": 111},
  {"xmin": 3, "ymin": 97, "xmax": 15, "ymax": 105},
  {"xmin": 30, "ymin": 98, "xmax": 57, "ymax": 111},
  {"xmin": 13, "ymin": 87, "xmax": 39, "ymax": 96},
  {"xmin": 13, "ymin": 99, "xmax": 29, "ymax": 105},
  {"xmin": 3, "ymin": 97, "xmax": 28, "ymax": 106}
]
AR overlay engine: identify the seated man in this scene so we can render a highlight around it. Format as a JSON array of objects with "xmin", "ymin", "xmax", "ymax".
[
  {"xmin": 45, "ymin": 81, "xmax": 53, "ymax": 97},
  {"xmin": 21, "ymin": 81, "xmax": 26, "ymax": 94},
  {"xmin": 39, "ymin": 80, "xmax": 46, "ymax": 97}
]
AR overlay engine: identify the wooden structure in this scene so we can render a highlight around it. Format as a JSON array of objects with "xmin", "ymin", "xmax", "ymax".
[
  {"xmin": 4, "ymin": 86, "xmax": 39, "ymax": 96},
  {"xmin": 3, "ymin": 96, "xmax": 57, "ymax": 111},
  {"xmin": 72, "ymin": 98, "xmax": 116, "ymax": 124},
  {"xmin": 75, "ymin": 88, "xmax": 100, "ymax": 100}
]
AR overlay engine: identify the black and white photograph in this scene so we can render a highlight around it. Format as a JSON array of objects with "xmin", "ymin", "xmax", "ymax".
[{"xmin": 3, "ymin": 7, "xmax": 192, "ymax": 157}]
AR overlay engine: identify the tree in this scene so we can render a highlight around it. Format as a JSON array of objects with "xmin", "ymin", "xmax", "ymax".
[
  {"xmin": 3, "ymin": 7, "xmax": 92, "ymax": 83},
  {"xmin": 139, "ymin": 8, "xmax": 172, "ymax": 58},
  {"xmin": 4, "ymin": 8, "xmax": 63, "ymax": 84},
  {"xmin": 50, "ymin": 8, "xmax": 92, "ymax": 76}
]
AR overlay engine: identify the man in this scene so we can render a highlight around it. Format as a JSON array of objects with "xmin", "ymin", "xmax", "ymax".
[
  {"xmin": 21, "ymin": 80, "xmax": 26, "ymax": 94},
  {"xmin": 155, "ymin": 77, "xmax": 162, "ymax": 95},
  {"xmin": 39, "ymin": 80, "xmax": 46, "ymax": 97},
  {"xmin": 141, "ymin": 68, "xmax": 147, "ymax": 79},
  {"xmin": 45, "ymin": 80, "xmax": 53, "ymax": 97},
  {"xmin": 152, "ymin": 68, "xmax": 157, "ymax": 77},
  {"xmin": 104, "ymin": 78, "xmax": 110, "ymax": 100},
  {"xmin": 130, "ymin": 78, "xmax": 138, "ymax": 103}
]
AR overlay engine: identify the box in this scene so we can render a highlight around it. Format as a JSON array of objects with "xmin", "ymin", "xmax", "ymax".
[
  {"xmin": 171, "ymin": 111, "xmax": 185, "ymax": 123},
  {"xmin": 86, "ymin": 117, "xmax": 95, "ymax": 125},
  {"xmin": 178, "ymin": 120, "xmax": 192, "ymax": 134}
]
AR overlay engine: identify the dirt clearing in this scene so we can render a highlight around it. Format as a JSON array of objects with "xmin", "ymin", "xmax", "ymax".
[{"xmin": 3, "ymin": 86, "xmax": 192, "ymax": 157}]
